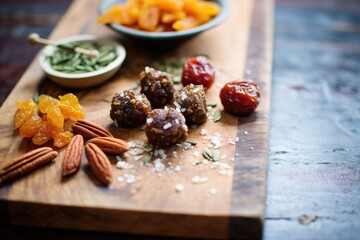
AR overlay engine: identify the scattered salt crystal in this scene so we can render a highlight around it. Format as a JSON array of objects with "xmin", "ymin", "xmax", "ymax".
[
  {"xmin": 251, "ymin": 147, "xmax": 254, "ymax": 150},
  {"xmin": 113, "ymin": 119, "xmax": 119, "ymax": 127},
  {"xmin": 154, "ymin": 158, "xmax": 165, "ymax": 172},
  {"xmin": 193, "ymin": 87, "xmax": 200, "ymax": 93},
  {"xmin": 210, "ymin": 133, "xmax": 222, "ymax": 149},
  {"xmin": 120, "ymin": 91, "xmax": 125, "ymax": 97},
  {"xmin": 242, "ymin": 139, "xmax": 245, "ymax": 142},
  {"xmin": 221, "ymin": 155, "xmax": 227, "ymax": 159},
  {"xmin": 172, "ymin": 151, "xmax": 177, "ymax": 157},
  {"xmin": 116, "ymin": 155, "xmax": 123, "ymax": 162},
  {"xmin": 123, "ymin": 173, "xmax": 136, "ymax": 183},
  {"xmin": 146, "ymin": 118, "xmax": 153, "ymax": 124},
  {"xmin": 244, "ymin": 131, "xmax": 248, "ymax": 135},
  {"xmin": 212, "ymin": 162, "xmax": 231, "ymax": 169},
  {"xmin": 164, "ymin": 106, "xmax": 169, "ymax": 110},
  {"xmin": 183, "ymin": 142, "xmax": 192, "ymax": 150},
  {"xmin": 135, "ymin": 95, "xmax": 142, "ymax": 101},
  {"xmin": 192, "ymin": 176, "xmax": 208, "ymax": 184},
  {"xmin": 209, "ymin": 188, "xmax": 218, "ymax": 195},
  {"xmin": 128, "ymin": 148, "xmax": 144, "ymax": 156},
  {"xmin": 200, "ymin": 129, "xmax": 208, "ymax": 136},
  {"xmin": 175, "ymin": 184, "xmax": 184, "ymax": 192},
  {"xmin": 192, "ymin": 151, "xmax": 200, "ymax": 158},
  {"xmin": 231, "ymin": 157, "xmax": 234, "ymax": 161},
  {"xmin": 181, "ymin": 108, "xmax": 186, "ymax": 112},
  {"xmin": 235, "ymin": 153, "xmax": 239, "ymax": 157},
  {"xmin": 116, "ymin": 161, "xmax": 134, "ymax": 170},
  {"xmin": 117, "ymin": 176, "xmax": 124, "ymax": 182},
  {"xmin": 163, "ymin": 122, "xmax": 172, "ymax": 129},
  {"xmin": 181, "ymin": 92, "xmax": 187, "ymax": 101},
  {"xmin": 236, "ymin": 137, "xmax": 239, "ymax": 142},
  {"xmin": 173, "ymin": 101, "xmax": 181, "ymax": 109},
  {"xmin": 175, "ymin": 119, "xmax": 179, "ymax": 125},
  {"xmin": 245, "ymin": 69, "xmax": 252, "ymax": 75},
  {"xmin": 145, "ymin": 66, "xmax": 151, "ymax": 73},
  {"xmin": 134, "ymin": 155, "xmax": 143, "ymax": 161},
  {"xmin": 203, "ymin": 159, "xmax": 209, "ymax": 165},
  {"xmin": 228, "ymin": 139, "xmax": 235, "ymax": 145},
  {"xmin": 174, "ymin": 165, "xmax": 181, "ymax": 172},
  {"xmin": 219, "ymin": 170, "xmax": 231, "ymax": 176}
]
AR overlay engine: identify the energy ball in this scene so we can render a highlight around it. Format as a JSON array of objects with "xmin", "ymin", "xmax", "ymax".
[
  {"xmin": 173, "ymin": 84, "xmax": 207, "ymax": 125},
  {"xmin": 140, "ymin": 67, "xmax": 175, "ymax": 108},
  {"xmin": 110, "ymin": 89, "xmax": 151, "ymax": 128},
  {"xmin": 145, "ymin": 108, "xmax": 188, "ymax": 147}
]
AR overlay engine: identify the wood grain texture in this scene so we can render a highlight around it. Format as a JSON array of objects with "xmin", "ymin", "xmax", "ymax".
[
  {"xmin": 0, "ymin": 0, "xmax": 272, "ymax": 238},
  {"xmin": 264, "ymin": 1, "xmax": 360, "ymax": 239}
]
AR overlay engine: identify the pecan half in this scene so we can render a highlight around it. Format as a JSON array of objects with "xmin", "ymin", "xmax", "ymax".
[
  {"xmin": 62, "ymin": 134, "xmax": 84, "ymax": 176},
  {"xmin": 0, "ymin": 147, "xmax": 58, "ymax": 183},
  {"xmin": 72, "ymin": 119, "xmax": 113, "ymax": 139},
  {"xmin": 87, "ymin": 137, "xmax": 129, "ymax": 155},
  {"xmin": 85, "ymin": 143, "xmax": 113, "ymax": 185}
]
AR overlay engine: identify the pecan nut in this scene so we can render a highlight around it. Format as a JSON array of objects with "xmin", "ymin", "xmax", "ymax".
[
  {"xmin": 62, "ymin": 134, "xmax": 84, "ymax": 176},
  {"xmin": 72, "ymin": 119, "xmax": 113, "ymax": 139},
  {"xmin": 0, "ymin": 147, "xmax": 58, "ymax": 183},
  {"xmin": 87, "ymin": 137, "xmax": 129, "ymax": 155},
  {"xmin": 85, "ymin": 143, "xmax": 113, "ymax": 185}
]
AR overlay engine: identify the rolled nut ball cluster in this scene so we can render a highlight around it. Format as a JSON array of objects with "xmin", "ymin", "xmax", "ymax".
[
  {"xmin": 145, "ymin": 108, "xmax": 188, "ymax": 147},
  {"xmin": 140, "ymin": 67, "xmax": 175, "ymax": 108},
  {"xmin": 172, "ymin": 84, "xmax": 207, "ymax": 125},
  {"xmin": 110, "ymin": 89, "xmax": 152, "ymax": 128}
]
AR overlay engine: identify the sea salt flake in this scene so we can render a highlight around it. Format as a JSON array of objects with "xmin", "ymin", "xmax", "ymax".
[
  {"xmin": 125, "ymin": 174, "xmax": 136, "ymax": 183},
  {"xmin": 228, "ymin": 139, "xmax": 235, "ymax": 145},
  {"xmin": 116, "ymin": 161, "xmax": 134, "ymax": 170},
  {"xmin": 146, "ymin": 118, "xmax": 153, "ymax": 124},
  {"xmin": 209, "ymin": 188, "xmax": 218, "ymax": 195},
  {"xmin": 117, "ymin": 176, "xmax": 124, "ymax": 182},
  {"xmin": 163, "ymin": 122, "xmax": 172, "ymax": 129},
  {"xmin": 174, "ymin": 165, "xmax": 181, "ymax": 172},
  {"xmin": 134, "ymin": 155, "xmax": 144, "ymax": 161},
  {"xmin": 200, "ymin": 129, "xmax": 208, "ymax": 136},
  {"xmin": 154, "ymin": 158, "xmax": 165, "ymax": 172},
  {"xmin": 244, "ymin": 131, "xmax": 248, "ymax": 135},
  {"xmin": 175, "ymin": 184, "xmax": 184, "ymax": 192},
  {"xmin": 192, "ymin": 176, "xmax": 208, "ymax": 184}
]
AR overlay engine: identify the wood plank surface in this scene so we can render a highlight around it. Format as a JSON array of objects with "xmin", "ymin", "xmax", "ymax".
[{"xmin": 0, "ymin": 0, "xmax": 273, "ymax": 238}]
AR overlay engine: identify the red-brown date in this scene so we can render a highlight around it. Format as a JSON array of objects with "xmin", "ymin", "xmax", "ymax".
[
  {"xmin": 219, "ymin": 79, "xmax": 260, "ymax": 116},
  {"xmin": 181, "ymin": 56, "xmax": 216, "ymax": 90}
]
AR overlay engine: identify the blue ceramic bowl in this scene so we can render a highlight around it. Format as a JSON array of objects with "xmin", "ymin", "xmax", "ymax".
[{"xmin": 98, "ymin": 0, "xmax": 229, "ymax": 40}]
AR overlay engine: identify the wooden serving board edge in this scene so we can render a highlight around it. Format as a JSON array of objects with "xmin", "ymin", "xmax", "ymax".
[{"xmin": 230, "ymin": 0, "xmax": 273, "ymax": 238}]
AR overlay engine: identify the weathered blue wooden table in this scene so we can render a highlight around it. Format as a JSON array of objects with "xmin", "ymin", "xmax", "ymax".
[{"xmin": 0, "ymin": 0, "xmax": 359, "ymax": 239}]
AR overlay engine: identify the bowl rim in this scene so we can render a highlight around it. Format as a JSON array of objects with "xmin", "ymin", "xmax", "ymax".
[
  {"xmin": 39, "ymin": 35, "xmax": 126, "ymax": 79},
  {"xmin": 98, "ymin": 0, "xmax": 230, "ymax": 39}
]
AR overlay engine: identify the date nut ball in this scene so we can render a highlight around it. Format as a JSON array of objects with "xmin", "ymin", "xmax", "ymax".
[
  {"xmin": 145, "ymin": 108, "xmax": 188, "ymax": 147},
  {"xmin": 110, "ymin": 89, "xmax": 152, "ymax": 128},
  {"xmin": 173, "ymin": 84, "xmax": 207, "ymax": 125},
  {"xmin": 140, "ymin": 67, "xmax": 175, "ymax": 108}
]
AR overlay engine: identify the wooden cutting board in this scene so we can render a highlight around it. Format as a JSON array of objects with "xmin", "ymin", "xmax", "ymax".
[{"xmin": 0, "ymin": 0, "xmax": 273, "ymax": 239}]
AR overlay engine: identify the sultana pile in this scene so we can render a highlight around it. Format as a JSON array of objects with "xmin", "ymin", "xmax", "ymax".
[{"xmin": 14, "ymin": 93, "xmax": 85, "ymax": 148}]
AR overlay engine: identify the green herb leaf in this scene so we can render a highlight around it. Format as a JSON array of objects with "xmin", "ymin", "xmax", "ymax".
[
  {"xmin": 143, "ymin": 154, "xmax": 152, "ymax": 164},
  {"xmin": 101, "ymin": 99, "xmax": 111, "ymax": 103},
  {"xmin": 212, "ymin": 150, "xmax": 220, "ymax": 162},
  {"xmin": 214, "ymin": 110, "xmax": 221, "ymax": 122},
  {"xmin": 185, "ymin": 140, "xmax": 197, "ymax": 146},
  {"xmin": 32, "ymin": 91, "xmax": 39, "ymax": 104},
  {"xmin": 144, "ymin": 144, "xmax": 154, "ymax": 152},
  {"xmin": 203, "ymin": 148, "xmax": 213, "ymax": 161},
  {"xmin": 206, "ymin": 103, "xmax": 217, "ymax": 107}
]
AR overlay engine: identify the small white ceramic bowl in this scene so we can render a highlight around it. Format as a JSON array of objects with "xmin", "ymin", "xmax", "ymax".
[{"xmin": 39, "ymin": 35, "xmax": 126, "ymax": 88}]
